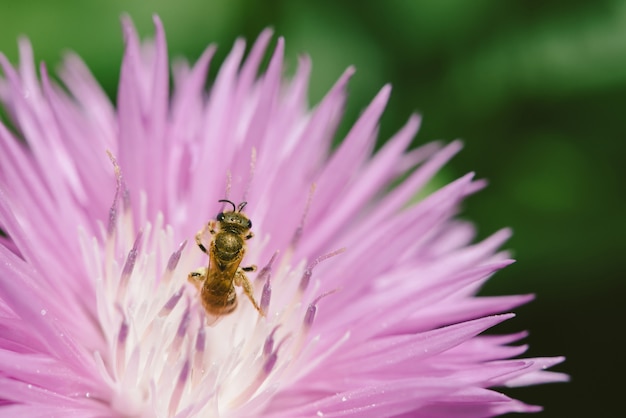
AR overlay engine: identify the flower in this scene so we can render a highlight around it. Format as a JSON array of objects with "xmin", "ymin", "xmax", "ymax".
[{"xmin": 0, "ymin": 15, "xmax": 567, "ymax": 418}]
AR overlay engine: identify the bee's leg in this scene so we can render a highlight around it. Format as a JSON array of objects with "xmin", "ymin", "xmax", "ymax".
[
  {"xmin": 195, "ymin": 230, "xmax": 208, "ymax": 254},
  {"xmin": 234, "ymin": 267, "xmax": 264, "ymax": 316},
  {"xmin": 245, "ymin": 231, "xmax": 254, "ymax": 240},
  {"xmin": 195, "ymin": 220, "xmax": 218, "ymax": 254},
  {"xmin": 188, "ymin": 267, "xmax": 207, "ymax": 291},
  {"xmin": 208, "ymin": 220, "xmax": 218, "ymax": 235}
]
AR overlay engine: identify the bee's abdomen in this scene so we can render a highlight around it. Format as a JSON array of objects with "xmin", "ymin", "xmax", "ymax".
[{"xmin": 201, "ymin": 286, "xmax": 237, "ymax": 316}]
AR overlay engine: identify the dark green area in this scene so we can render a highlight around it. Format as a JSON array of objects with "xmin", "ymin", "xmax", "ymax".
[{"xmin": 0, "ymin": 0, "xmax": 622, "ymax": 416}]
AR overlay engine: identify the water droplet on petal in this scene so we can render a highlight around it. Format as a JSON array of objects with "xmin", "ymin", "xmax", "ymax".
[{"xmin": 40, "ymin": 309, "xmax": 46, "ymax": 316}]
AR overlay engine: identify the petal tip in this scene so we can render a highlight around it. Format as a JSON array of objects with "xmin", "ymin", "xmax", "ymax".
[{"xmin": 152, "ymin": 14, "xmax": 163, "ymax": 28}]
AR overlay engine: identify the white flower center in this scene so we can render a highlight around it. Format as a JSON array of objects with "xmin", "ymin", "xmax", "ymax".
[{"xmin": 80, "ymin": 200, "xmax": 336, "ymax": 417}]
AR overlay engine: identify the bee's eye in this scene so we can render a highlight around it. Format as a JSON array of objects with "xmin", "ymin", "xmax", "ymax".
[
  {"xmin": 217, "ymin": 212, "xmax": 225, "ymax": 221},
  {"xmin": 247, "ymin": 219, "xmax": 252, "ymax": 229}
]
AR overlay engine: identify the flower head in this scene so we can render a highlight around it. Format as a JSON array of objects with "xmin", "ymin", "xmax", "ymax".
[{"xmin": 0, "ymin": 16, "xmax": 566, "ymax": 417}]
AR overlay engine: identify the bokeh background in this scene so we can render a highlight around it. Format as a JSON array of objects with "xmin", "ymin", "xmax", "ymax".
[{"xmin": 1, "ymin": 1, "xmax": 622, "ymax": 416}]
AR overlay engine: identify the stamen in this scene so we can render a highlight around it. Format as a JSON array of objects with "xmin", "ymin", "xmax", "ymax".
[
  {"xmin": 259, "ymin": 251, "xmax": 279, "ymax": 316},
  {"xmin": 296, "ymin": 289, "xmax": 340, "ymax": 357},
  {"xmin": 306, "ymin": 289, "xmax": 340, "ymax": 327},
  {"xmin": 290, "ymin": 183, "xmax": 316, "ymax": 249},
  {"xmin": 224, "ymin": 170, "xmax": 232, "ymax": 200},
  {"xmin": 299, "ymin": 248, "xmax": 346, "ymax": 292},
  {"xmin": 115, "ymin": 318, "xmax": 129, "ymax": 378},
  {"xmin": 257, "ymin": 251, "xmax": 279, "ymax": 283},
  {"xmin": 121, "ymin": 185, "xmax": 131, "ymax": 213},
  {"xmin": 260, "ymin": 273, "xmax": 272, "ymax": 315},
  {"xmin": 168, "ymin": 302, "xmax": 191, "ymax": 364},
  {"xmin": 263, "ymin": 351, "xmax": 278, "ymax": 377},
  {"xmin": 242, "ymin": 147, "xmax": 257, "ymax": 201},
  {"xmin": 107, "ymin": 195, "xmax": 118, "ymax": 237},
  {"xmin": 192, "ymin": 323, "xmax": 206, "ymax": 386},
  {"xmin": 106, "ymin": 150, "xmax": 123, "ymax": 236},
  {"xmin": 230, "ymin": 333, "xmax": 288, "ymax": 408},
  {"xmin": 117, "ymin": 231, "xmax": 143, "ymax": 301},
  {"xmin": 303, "ymin": 304, "xmax": 316, "ymax": 329},
  {"xmin": 158, "ymin": 286, "xmax": 184, "ymax": 317},
  {"xmin": 263, "ymin": 326, "xmax": 281, "ymax": 358},
  {"xmin": 164, "ymin": 240, "xmax": 187, "ymax": 281},
  {"xmin": 106, "ymin": 150, "xmax": 132, "ymax": 227},
  {"xmin": 168, "ymin": 357, "xmax": 190, "ymax": 417}
]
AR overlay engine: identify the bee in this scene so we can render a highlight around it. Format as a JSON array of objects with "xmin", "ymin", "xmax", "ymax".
[{"xmin": 188, "ymin": 199, "xmax": 264, "ymax": 320}]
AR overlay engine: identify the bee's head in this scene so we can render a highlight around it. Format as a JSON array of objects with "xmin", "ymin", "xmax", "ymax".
[{"xmin": 216, "ymin": 199, "xmax": 252, "ymax": 230}]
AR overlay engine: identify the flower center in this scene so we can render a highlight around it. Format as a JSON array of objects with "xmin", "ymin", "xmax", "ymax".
[{"xmin": 84, "ymin": 202, "xmax": 340, "ymax": 417}]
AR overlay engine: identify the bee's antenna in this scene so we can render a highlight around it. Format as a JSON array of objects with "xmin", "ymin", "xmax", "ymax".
[
  {"xmin": 218, "ymin": 199, "xmax": 236, "ymax": 212},
  {"xmin": 237, "ymin": 202, "xmax": 248, "ymax": 212}
]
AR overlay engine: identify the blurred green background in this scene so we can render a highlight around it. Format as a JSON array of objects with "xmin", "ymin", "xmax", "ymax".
[{"xmin": 1, "ymin": 0, "xmax": 622, "ymax": 416}]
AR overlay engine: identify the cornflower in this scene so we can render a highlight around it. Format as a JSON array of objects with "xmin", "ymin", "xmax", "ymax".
[{"xmin": 0, "ymin": 16, "xmax": 567, "ymax": 417}]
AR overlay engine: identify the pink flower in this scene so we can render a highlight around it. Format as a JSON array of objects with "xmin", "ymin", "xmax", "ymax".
[{"xmin": 0, "ymin": 16, "xmax": 566, "ymax": 417}]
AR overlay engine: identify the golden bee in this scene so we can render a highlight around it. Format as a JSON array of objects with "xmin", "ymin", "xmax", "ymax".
[{"xmin": 188, "ymin": 199, "xmax": 264, "ymax": 320}]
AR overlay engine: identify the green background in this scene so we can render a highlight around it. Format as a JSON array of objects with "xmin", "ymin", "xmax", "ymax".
[{"xmin": 1, "ymin": 1, "xmax": 622, "ymax": 416}]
